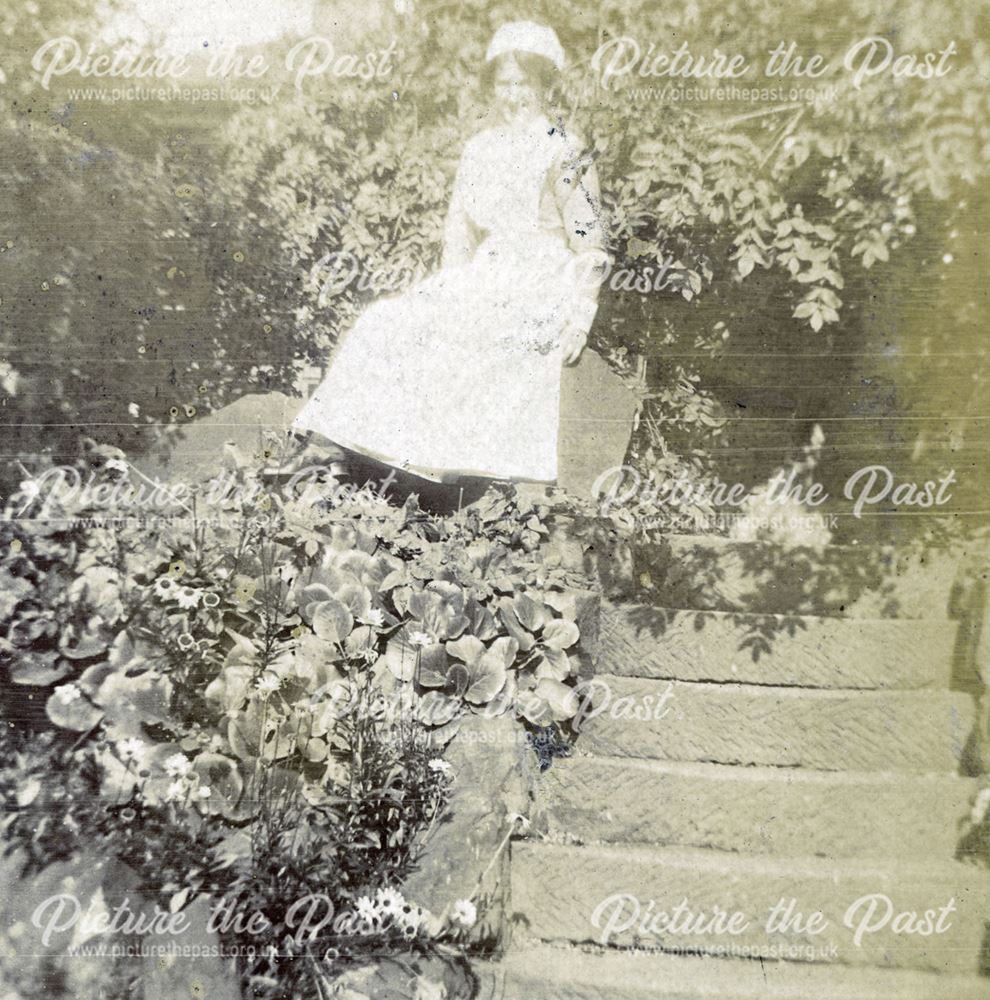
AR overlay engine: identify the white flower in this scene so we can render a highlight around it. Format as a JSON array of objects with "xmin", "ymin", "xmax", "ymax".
[
  {"xmin": 255, "ymin": 673, "xmax": 281, "ymax": 694},
  {"xmin": 153, "ymin": 576, "xmax": 176, "ymax": 598},
  {"xmin": 163, "ymin": 753, "xmax": 192, "ymax": 778},
  {"xmin": 174, "ymin": 586, "xmax": 201, "ymax": 610},
  {"xmin": 359, "ymin": 648, "xmax": 379, "ymax": 664},
  {"xmin": 354, "ymin": 895, "xmax": 380, "ymax": 925},
  {"xmin": 117, "ymin": 738, "xmax": 146, "ymax": 762},
  {"xmin": 197, "ymin": 786, "xmax": 212, "ymax": 799},
  {"xmin": 127, "ymin": 402, "xmax": 141, "ymax": 418},
  {"xmin": 164, "ymin": 780, "xmax": 187, "ymax": 802},
  {"xmin": 202, "ymin": 592, "xmax": 220, "ymax": 608},
  {"xmin": 54, "ymin": 684, "xmax": 82, "ymax": 703},
  {"xmin": 390, "ymin": 898, "xmax": 425, "ymax": 937},
  {"xmin": 427, "ymin": 758, "xmax": 451, "ymax": 775},
  {"xmin": 409, "ymin": 630, "xmax": 432, "ymax": 647},
  {"xmin": 971, "ymin": 788, "xmax": 990, "ymax": 827},
  {"xmin": 360, "ymin": 609, "xmax": 386, "ymax": 628},
  {"xmin": 449, "ymin": 899, "xmax": 477, "ymax": 929},
  {"xmin": 374, "ymin": 887, "xmax": 406, "ymax": 917},
  {"xmin": 177, "ymin": 633, "xmax": 197, "ymax": 651}
]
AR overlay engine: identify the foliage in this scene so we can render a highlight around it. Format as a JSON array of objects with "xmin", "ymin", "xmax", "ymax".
[
  {"xmin": 0, "ymin": 442, "xmax": 611, "ymax": 992},
  {"xmin": 1, "ymin": 1, "xmax": 987, "ymax": 499},
  {"xmin": 211, "ymin": 0, "xmax": 990, "ymax": 496}
]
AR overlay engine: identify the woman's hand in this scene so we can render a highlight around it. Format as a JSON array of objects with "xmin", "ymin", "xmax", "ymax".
[{"xmin": 560, "ymin": 326, "xmax": 587, "ymax": 365}]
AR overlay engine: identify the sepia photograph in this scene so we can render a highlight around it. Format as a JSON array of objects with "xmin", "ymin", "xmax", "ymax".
[{"xmin": 1, "ymin": 1, "xmax": 989, "ymax": 997}]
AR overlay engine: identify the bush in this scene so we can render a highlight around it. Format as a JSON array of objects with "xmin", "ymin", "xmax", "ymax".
[{"xmin": 0, "ymin": 441, "xmax": 613, "ymax": 995}]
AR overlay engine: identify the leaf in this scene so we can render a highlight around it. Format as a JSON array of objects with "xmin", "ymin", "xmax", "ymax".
[
  {"xmin": 465, "ymin": 636, "xmax": 517, "ymax": 705},
  {"xmin": 499, "ymin": 603, "xmax": 536, "ymax": 651},
  {"xmin": 533, "ymin": 678, "xmax": 579, "ymax": 721},
  {"xmin": 534, "ymin": 648, "xmax": 572, "ymax": 681},
  {"xmin": 334, "ymin": 582, "xmax": 373, "ymax": 621},
  {"xmin": 311, "ymin": 598, "xmax": 354, "ymax": 644},
  {"xmin": 542, "ymin": 619, "xmax": 580, "ymax": 651},
  {"xmin": 9, "ymin": 651, "xmax": 71, "ymax": 686},
  {"xmin": 379, "ymin": 568, "xmax": 408, "ymax": 591},
  {"xmin": 465, "ymin": 599, "xmax": 499, "ymax": 640},
  {"xmin": 170, "ymin": 887, "xmax": 190, "ymax": 914},
  {"xmin": 511, "ymin": 593, "xmax": 547, "ymax": 632},
  {"xmin": 416, "ymin": 689, "xmax": 460, "ymax": 726},
  {"xmin": 46, "ymin": 688, "xmax": 103, "ymax": 731},
  {"xmin": 77, "ymin": 661, "xmax": 116, "ymax": 696},
  {"xmin": 384, "ymin": 624, "xmax": 421, "ymax": 682},
  {"xmin": 416, "ymin": 643, "xmax": 449, "ymax": 687},
  {"xmin": 96, "ymin": 671, "xmax": 173, "ymax": 737},
  {"xmin": 542, "ymin": 592, "xmax": 579, "ymax": 621},
  {"xmin": 60, "ymin": 624, "xmax": 108, "ymax": 660},
  {"xmin": 447, "ymin": 662, "xmax": 470, "ymax": 698},
  {"xmin": 445, "ymin": 634, "xmax": 485, "ymax": 663},
  {"xmin": 297, "ymin": 584, "xmax": 335, "ymax": 623}
]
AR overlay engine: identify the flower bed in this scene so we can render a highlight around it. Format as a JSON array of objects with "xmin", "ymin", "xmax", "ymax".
[{"xmin": 0, "ymin": 444, "xmax": 615, "ymax": 998}]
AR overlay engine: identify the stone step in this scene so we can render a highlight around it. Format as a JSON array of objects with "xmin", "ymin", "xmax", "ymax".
[
  {"xmin": 576, "ymin": 676, "xmax": 974, "ymax": 773},
  {"xmin": 483, "ymin": 946, "xmax": 990, "ymax": 999},
  {"xmin": 537, "ymin": 757, "xmax": 977, "ymax": 859},
  {"xmin": 509, "ymin": 843, "xmax": 990, "ymax": 975},
  {"xmin": 643, "ymin": 535, "xmax": 967, "ymax": 620},
  {"xmin": 598, "ymin": 603, "xmax": 957, "ymax": 688}
]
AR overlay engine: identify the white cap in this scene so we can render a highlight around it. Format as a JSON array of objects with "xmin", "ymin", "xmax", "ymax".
[{"xmin": 485, "ymin": 21, "xmax": 565, "ymax": 71}]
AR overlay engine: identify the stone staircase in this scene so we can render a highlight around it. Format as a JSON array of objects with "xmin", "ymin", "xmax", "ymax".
[{"xmin": 482, "ymin": 535, "xmax": 990, "ymax": 999}]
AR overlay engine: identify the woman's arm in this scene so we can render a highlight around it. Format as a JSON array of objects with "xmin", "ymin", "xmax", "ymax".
[
  {"xmin": 554, "ymin": 133, "xmax": 609, "ymax": 362},
  {"xmin": 442, "ymin": 155, "xmax": 481, "ymax": 269}
]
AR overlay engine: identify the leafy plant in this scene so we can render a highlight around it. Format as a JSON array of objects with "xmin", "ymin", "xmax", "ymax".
[{"xmin": 0, "ymin": 443, "xmax": 620, "ymax": 995}]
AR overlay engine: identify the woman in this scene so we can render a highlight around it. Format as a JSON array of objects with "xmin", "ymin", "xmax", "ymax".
[{"xmin": 292, "ymin": 21, "xmax": 607, "ymax": 495}]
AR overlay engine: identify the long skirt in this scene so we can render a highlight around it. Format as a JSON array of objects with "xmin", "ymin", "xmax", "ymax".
[{"xmin": 292, "ymin": 234, "xmax": 584, "ymax": 483}]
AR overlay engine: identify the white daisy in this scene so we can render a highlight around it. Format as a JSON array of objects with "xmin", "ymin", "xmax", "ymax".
[
  {"xmin": 255, "ymin": 673, "xmax": 281, "ymax": 694},
  {"xmin": 174, "ymin": 586, "xmax": 201, "ymax": 610},
  {"xmin": 354, "ymin": 895, "xmax": 380, "ymax": 924},
  {"xmin": 374, "ymin": 887, "xmax": 406, "ymax": 917},
  {"xmin": 163, "ymin": 753, "xmax": 192, "ymax": 778},
  {"xmin": 449, "ymin": 898, "xmax": 477, "ymax": 929}
]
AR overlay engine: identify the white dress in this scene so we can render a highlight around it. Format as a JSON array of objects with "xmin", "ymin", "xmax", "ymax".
[{"xmin": 292, "ymin": 111, "xmax": 605, "ymax": 483}]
